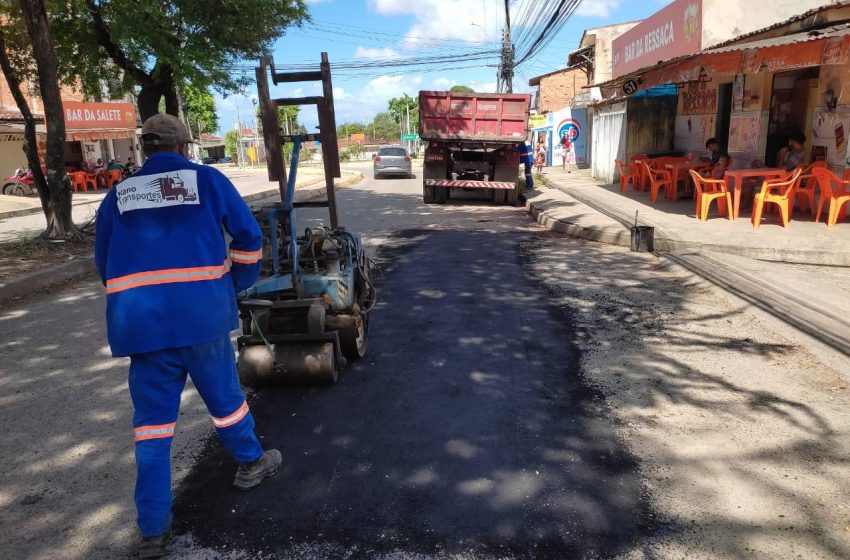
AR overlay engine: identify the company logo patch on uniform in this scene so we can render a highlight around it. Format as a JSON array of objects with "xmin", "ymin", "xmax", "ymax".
[{"xmin": 116, "ymin": 170, "xmax": 200, "ymax": 214}]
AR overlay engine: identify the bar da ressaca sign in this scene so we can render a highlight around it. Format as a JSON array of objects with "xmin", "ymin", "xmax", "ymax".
[{"xmin": 612, "ymin": 0, "xmax": 702, "ymax": 79}]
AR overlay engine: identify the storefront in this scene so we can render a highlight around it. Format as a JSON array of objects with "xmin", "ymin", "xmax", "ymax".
[
  {"xmin": 606, "ymin": 23, "xmax": 850, "ymax": 175},
  {"xmin": 528, "ymin": 108, "xmax": 590, "ymax": 168},
  {"xmin": 63, "ymin": 100, "xmax": 140, "ymax": 168}
]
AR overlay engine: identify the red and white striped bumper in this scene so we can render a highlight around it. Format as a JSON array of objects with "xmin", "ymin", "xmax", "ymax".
[{"xmin": 424, "ymin": 179, "xmax": 515, "ymax": 190}]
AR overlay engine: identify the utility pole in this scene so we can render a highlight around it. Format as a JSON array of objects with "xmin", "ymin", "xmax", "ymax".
[
  {"xmin": 234, "ymin": 93, "xmax": 246, "ymax": 168},
  {"xmin": 498, "ymin": 0, "xmax": 514, "ymax": 93}
]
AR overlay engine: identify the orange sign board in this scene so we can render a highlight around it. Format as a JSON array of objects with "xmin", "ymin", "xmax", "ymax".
[
  {"xmin": 350, "ymin": 132, "xmax": 365, "ymax": 142},
  {"xmin": 63, "ymin": 101, "xmax": 137, "ymax": 131},
  {"xmin": 612, "ymin": 0, "xmax": 702, "ymax": 78}
]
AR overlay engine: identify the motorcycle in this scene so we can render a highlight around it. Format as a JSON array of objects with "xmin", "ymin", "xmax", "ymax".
[{"xmin": 3, "ymin": 167, "xmax": 36, "ymax": 197}]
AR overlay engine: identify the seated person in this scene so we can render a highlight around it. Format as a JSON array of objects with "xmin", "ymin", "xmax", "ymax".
[
  {"xmin": 778, "ymin": 132, "xmax": 806, "ymax": 171},
  {"xmin": 106, "ymin": 159, "xmax": 124, "ymax": 171},
  {"xmin": 709, "ymin": 153, "xmax": 729, "ymax": 180},
  {"xmin": 124, "ymin": 156, "xmax": 138, "ymax": 175},
  {"xmin": 702, "ymin": 137, "xmax": 721, "ymax": 166}
]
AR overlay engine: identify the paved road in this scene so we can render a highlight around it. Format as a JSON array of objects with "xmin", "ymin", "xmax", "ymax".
[
  {"xmin": 170, "ymin": 170, "xmax": 651, "ymax": 558},
  {"xmin": 4, "ymin": 166, "xmax": 847, "ymax": 560}
]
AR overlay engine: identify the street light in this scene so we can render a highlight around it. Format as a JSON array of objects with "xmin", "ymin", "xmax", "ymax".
[
  {"xmin": 471, "ymin": 22, "xmax": 489, "ymax": 43},
  {"xmin": 251, "ymin": 96, "xmax": 261, "ymax": 166}
]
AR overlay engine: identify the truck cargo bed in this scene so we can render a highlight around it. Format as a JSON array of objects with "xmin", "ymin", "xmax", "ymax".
[{"xmin": 419, "ymin": 91, "xmax": 531, "ymax": 142}]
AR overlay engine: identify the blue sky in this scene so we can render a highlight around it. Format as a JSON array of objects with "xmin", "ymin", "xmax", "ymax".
[{"xmin": 214, "ymin": 0, "xmax": 671, "ymax": 134}]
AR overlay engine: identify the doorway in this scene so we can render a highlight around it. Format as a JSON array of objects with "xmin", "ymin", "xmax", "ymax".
[
  {"xmin": 716, "ymin": 83, "xmax": 733, "ymax": 152},
  {"xmin": 766, "ymin": 67, "xmax": 820, "ymax": 166}
]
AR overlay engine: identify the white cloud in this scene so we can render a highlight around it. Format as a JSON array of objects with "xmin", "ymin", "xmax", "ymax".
[
  {"xmin": 432, "ymin": 77, "xmax": 455, "ymax": 90},
  {"xmin": 366, "ymin": 0, "xmax": 502, "ymax": 46},
  {"xmin": 575, "ymin": 0, "xmax": 621, "ymax": 18},
  {"xmin": 475, "ymin": 81, "xmax": 497, "ymax": 93},
  {"xmin": 354, "ymin": 46, "xmax": 404, "ymax": 60},
  {"xmin": 333, "ymin": 86, "xmax": 351, "ymax": 100}
]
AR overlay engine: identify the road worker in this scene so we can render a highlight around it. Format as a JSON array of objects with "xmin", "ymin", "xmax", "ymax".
[
  {"xmin": 94, "ymin": 114, "xmax": 281, "ymax": 560},
  {"xmin": 517, "ymin": 140, "xmax": 534, "ymax": 189}
]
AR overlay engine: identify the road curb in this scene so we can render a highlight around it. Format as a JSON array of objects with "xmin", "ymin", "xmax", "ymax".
[
  {"xmin": 0, "ymin": 171, "xmax": 364, "ymax": 303},
  {"xmin": 0, "ymin": 256, "xmax": 97, "ymax": 302}
]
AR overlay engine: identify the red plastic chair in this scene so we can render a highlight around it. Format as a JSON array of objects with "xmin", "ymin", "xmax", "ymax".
[
  {"xmin": 792, "ymin": 161, "xmax": 826, "ymax": 215},
  {"xmin": 615, "ymin": 160, "xmax": 639, "ymax": 192},
  {"xmin": 643, "ymin": 162, "xmax": 672, "ymax": 203},
  {"xmin": 69, "ymin": 171, "xmax": 89, "ymax": 192},
  {"xmin": 811, "ymin": 167, "xmax": 850, "ymax": 226},
  {"xmin": 104, "ymin": 169, "xmax": 123, "ymax": 188}
]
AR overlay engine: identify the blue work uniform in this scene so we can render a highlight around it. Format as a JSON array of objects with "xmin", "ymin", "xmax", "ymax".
[
  {"xmin": 95, "ymin": 151, "xmax": 265, "ymax": 538},
  {"xmin": 517, "ymin": 141, "xmax": 534, "ymax": 189}
]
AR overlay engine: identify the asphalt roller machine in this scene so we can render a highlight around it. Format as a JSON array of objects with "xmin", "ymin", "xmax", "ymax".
[{"xmin": 235, "ymin": 54, "xmax": 376, "ymax": 385}]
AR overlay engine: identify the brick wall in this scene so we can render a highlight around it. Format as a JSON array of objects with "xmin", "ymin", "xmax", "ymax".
[
  {"xmin": 534, "ymin": 68, "xmax": 589, "ymax": 113},
  {"xmin": 0, "ymin": 73, "xmax": 87, "ymax": 116}
]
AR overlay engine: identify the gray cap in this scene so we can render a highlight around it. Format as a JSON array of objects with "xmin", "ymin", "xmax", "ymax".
[{"xmin": 141, "ymin": 114, "xmax": 193, "ymax": 145}]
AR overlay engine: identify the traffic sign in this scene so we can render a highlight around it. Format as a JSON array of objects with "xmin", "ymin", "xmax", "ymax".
[{"xmin": 401, "ymin": 133, "xmax": 420, "ymax": 141}]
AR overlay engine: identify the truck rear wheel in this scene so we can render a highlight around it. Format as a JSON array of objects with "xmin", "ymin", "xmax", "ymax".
[
  {"xmin": 423, "ymin": 184, "xmax": 435, "ymax": 204},
  {"xmin": 506, "ymin": 188, "xmax": 518, "ymax": 206},
  {"xmin": 492, "ymin": 189, "xmax": 506, "ymax": 204}
]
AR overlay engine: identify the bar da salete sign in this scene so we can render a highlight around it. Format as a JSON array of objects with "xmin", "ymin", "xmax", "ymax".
[
  {"xmin": 63, "ymin": 101, "xmax": 137, "ymax": 131},
  {"xmin": 612, "ymin": 0, "xmax": 702, "ymax": 79}
]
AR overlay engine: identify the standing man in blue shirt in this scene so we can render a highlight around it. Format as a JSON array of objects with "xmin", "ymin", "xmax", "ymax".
[
  {"xmin": 95, "ymin": 114, "xmax": 281, "ymax": 559},
  {"xmin": 517, "ymin": 140, "xmax": 534, "ymax": 190}
]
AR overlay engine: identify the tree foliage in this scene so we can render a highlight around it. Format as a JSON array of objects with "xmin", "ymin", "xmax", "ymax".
[
  {"xmin": 224, "ymin": 129, "xmax": 239, "ymax": 160},
  {"xmin": 337, "ymin": 122, "xmax": 365, "ymax": 138},
  {"xmin": 183, "ymin": 85, "xmax": 218, "ymax": 137},
  {"xmin": 370, "ymin": 112, "xmax": 401, "ymax": 142},
  {"xmin": 450, "ymin": 85, "xmax": 475, "ymax": 93},
  {"xmin": 387, "ymin": 94, "xmax": 418, "ymax": 132},
  {"xmin": 51, "ymin": 0, "xmax": 310, "ymax": 120}
]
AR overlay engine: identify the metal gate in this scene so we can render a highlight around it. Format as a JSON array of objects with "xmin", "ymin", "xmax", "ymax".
[{"xmin": 591, "ymin": 101, "xmax": 626, "ymax": 184}]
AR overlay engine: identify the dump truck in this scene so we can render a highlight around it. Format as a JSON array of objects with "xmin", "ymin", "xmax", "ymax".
[{"xmin": 419, "ymin": 91, "xmax": 531, "ymax": 205}]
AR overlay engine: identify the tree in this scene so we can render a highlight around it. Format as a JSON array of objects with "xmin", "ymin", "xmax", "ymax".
[
  {"xmin": 224, "ymin": 130, "xmax": 239, "ymax": 161},
  {"xmin": 183, "ymin": 85, "xmax": 218, "ymax": 139},
  {"xmin": 370, "ymin": 112, "xmax": 401, "ymax": 143},
  {"xmin": 450, "ymin": 85, "xmax": 475, "ymax": 93},
  {"xmin": 387, "ymin": 94, "xmax": 418, "ymax": 133},
  {"xmin": 0, "ymin": 0, "xmax": 78, "ymax": 239},
  {"xmin": 277, "ymin": 105, "xmax": 306, "ymax": 135},
  {"xmin": 52, "ymin": 1, "xmax": 310, "ymax": 120},
  {"xmin": 337, "ymin": 122, "xmax": 365, "ymax": 138}
]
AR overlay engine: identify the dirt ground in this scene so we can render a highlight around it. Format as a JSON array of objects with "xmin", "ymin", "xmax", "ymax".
[
  {"xmin": 523, "ymin": 233, "xmax": 850, "ymax": 560},
  {"xmin": 0, "ymin": 236, "xmax": 93, "ymax": 281}
]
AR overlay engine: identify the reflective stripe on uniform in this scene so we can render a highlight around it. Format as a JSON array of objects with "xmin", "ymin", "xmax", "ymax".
[
  {"xmin": 134, "ymin": 422, "xmax": 176, "ymax": 442},
  {"xmin": 229, "ymin": 248, "xmax": 263, "ymax": 264},
  {"xmin": 106, "ymin": 260, "xmax": 231, "ymax": 295},
  {"xmin": 211, "ymin": 400, "xmax": 250, "ymax": 429}
]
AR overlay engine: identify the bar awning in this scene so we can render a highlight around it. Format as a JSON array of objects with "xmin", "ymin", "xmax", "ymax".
[{"xmin": 595, "ymin": 23, "xmax": 850, "ymax": 97}]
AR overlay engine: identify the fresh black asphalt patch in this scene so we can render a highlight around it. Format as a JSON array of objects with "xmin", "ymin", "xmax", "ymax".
[{"xmin": 173, "ymin": 229, "xmax": 654, "ymax": 559}]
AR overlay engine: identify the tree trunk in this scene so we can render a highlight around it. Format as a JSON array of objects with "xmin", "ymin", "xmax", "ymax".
[
  {"xmin": 18, "ymin": 0, "xmax": 80, "ymax": 239},
  {"xmin": 137, "ymin": 82, "xmax": 165, "ymax": 122}
]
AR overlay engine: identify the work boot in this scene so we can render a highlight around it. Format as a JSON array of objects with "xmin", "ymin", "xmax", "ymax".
[
  {"xmin": 233, "ymin": 449, "xmax": 282, "ymax": 491},
  {"xmin": 138, "ymin": 527, "xmax": 171, "ymax": 559}
]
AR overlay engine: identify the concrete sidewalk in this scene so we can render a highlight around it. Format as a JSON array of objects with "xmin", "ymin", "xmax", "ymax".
[{"xmin": 534, "ymin": 167, "xmax": 850, "ymax": 265}]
